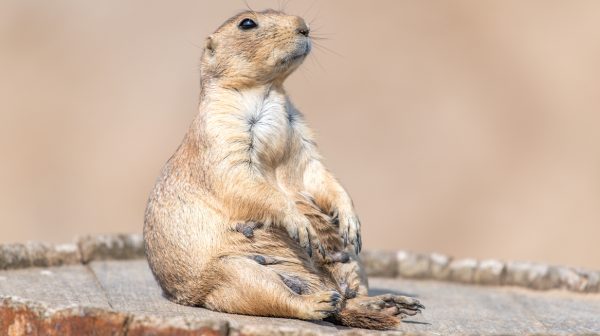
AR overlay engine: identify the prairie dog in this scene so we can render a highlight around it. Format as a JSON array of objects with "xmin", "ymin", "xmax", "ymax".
[{"xmin": 144, "ymin": 9, "xmax": 423, "ymax": 330}]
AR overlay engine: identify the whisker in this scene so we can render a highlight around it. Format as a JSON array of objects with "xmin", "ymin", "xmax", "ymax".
[
  {"xmin": 308, "ymin": 4, "xmax": 323, "ymax": 27},
  {"xmin": 243, "ymin": 0, "xmax": 255, "ymax": 14},
  {"xmin": 309, "ymin": 24, "xmax": 331, "ymax": 34},
  {"xmin": 309, "ymin": 28, "xmax": 334, "ymax": 36},
  {"xmin": 303, "ymin": 0, "xmax": 319, "ymax": 19},
  {"xmin": 298, "ymin": 62, "xmax": 312, "ymax": 82},
  {"xmin": 186, "ymin": 39, "xmax": 203, "ymax": 49},
  {"xmin": 311, "ymin": 31, "xmax": 335, "ymax": 42},
  {"xmin": 312, "ymin": 42, "xmax": 344, "ymax": 58},
  {"xmin": 308, "ymin": 52, "xmax": 326, "ymax": 72}
]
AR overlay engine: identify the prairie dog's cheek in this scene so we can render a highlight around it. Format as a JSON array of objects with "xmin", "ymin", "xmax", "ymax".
[
  {"xmin": 267, "ymin": 47, "xmax": 287, "ymax": 63},
  {"xmin": 230, "ymin": 54, "xmax": 253, "ymax": 72}
]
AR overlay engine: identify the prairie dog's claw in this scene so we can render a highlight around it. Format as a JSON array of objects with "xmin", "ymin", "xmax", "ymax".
[
  {"xmin": 304, "ymin": 228, "xmax": 312, "ymax": 257},
  {"xmin": 357, "ymin": 232, "xmax": 362, "ymax": 252},
  {"xmin": 318, "ymin": 244, "xmax": 326, "ymax": 258},
  {"xmin": 339, "ymin": 213, "xmax": 361, "ymax": 253},
  {"xmin": 287, "ymin": 226, "xmax": 299, "ymax": 242},
  {"xmin": 285, "ymin": 215, "xmax": 322, "ymax": 258}
]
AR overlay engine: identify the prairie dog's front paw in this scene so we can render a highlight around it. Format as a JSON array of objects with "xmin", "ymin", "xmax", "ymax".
[
  {"xmin": 284, "ymin": 213, "xmax": 325, "ymax": 258},
  {"xmin": 338, "ymin": 210, "xmax": 361, "ymax": 254}
]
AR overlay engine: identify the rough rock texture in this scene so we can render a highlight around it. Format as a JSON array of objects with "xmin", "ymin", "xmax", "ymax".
[
  {"xmin": 447, "ymin": 258, "xmax": 478, "ymax": 283},
  {"xmin": 473, "ymin": 259, "xmax": 504, "ymax": 285},
  {"xmin": 361, "ymin": 250, "xmax": 397, "ymax": 277},
  {"xmin": 0, "ymin": 297, "xmax": 228, "ymax": 336},
  {"xmin": 0, "ymin": 244, "xmax": 29, "ymax": 270},
  {"xmin": 427, "ymin": 253, "xmax": 451, "ymax": 280},
  {"xmin": 0, "ymin": 298, "xmax": 128, "ymax": 336},
  {"xmin": 77, "ymin": 234, "xmax": 144, "ymax": 263},
  {"xmin": 396, "ymin": 251, "xmax": 430, "ymax": 279},
  {"xmin": 0, "ymin": 242, "xmax": 80, "ymax": 270},
  {"xmin": 577, "ymin": 269, "xmax": 600, "ymax": 292},
  {"xmin": 127, "ymin": 315, "xmax": 228, "ymax": 336},
  {"xmin": 24, "ymin": 242, "xmax": 80, "ymax": 268}
]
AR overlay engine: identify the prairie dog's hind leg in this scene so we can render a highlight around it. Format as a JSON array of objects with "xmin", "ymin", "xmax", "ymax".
[
  {"xmin": 203, "ymin": 257, "xmax": 341, "ymax": 320},
  {"xmin": 326, "ymin": 248, "xmax": 425, "ymax": 319},
  {"xmin": 325, "ymin": 248, "xmax": 369, "ymax": 299}
]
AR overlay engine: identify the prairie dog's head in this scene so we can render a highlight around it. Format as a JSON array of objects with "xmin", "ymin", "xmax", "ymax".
[{"xmin": 201, "ymin": 9, "xmax": 311, "ymax": 88}]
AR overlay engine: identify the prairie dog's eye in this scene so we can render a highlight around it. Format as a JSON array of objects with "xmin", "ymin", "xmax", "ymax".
[{"xmin": 239, "ymin": 18, "xmax": 257, "ymax": 30}]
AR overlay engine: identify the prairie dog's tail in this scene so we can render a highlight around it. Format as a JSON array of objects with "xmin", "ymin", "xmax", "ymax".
[{"xmin": 331, "ymin": 307, "xmax": 399, "ymax": 330}]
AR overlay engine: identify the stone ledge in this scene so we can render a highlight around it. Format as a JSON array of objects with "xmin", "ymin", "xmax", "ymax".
[
  {"xmin": 0, "ymin": 234, "xmax": 598, "ymax": 293},
  {"xmin": 0, "ymin": 242, "xmax": 80, "ymax": 270},
  {"xmin": 361, "ymin": 250, "xmax": 600, "ymax": 293},
  {"xmin": 77, "ymin": 234, "xmax": 144, "ymax": 263},
  {"xmin": 1, "ymin": 260, "xmax": 599, "ymax": 335}
]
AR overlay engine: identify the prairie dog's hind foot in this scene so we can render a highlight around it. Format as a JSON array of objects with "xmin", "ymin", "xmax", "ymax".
[
  {"xmin": 346, "ymin": 294, "xmax": 424, "ymax": 319},
  {"xmin": 298, "ymin": 291, "xmax": 342, "ymax": 320}
]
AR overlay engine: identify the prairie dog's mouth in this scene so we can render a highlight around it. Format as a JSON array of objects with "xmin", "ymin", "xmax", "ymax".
[{"xmin": 280, "ymin": 39, "xmax": 311, "ymax": 65}]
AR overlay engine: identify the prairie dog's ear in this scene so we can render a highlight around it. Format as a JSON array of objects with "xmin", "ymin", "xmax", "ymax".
[{"xmin": 205, "ymin": 35, "xmax": 217, "ymax": 55}]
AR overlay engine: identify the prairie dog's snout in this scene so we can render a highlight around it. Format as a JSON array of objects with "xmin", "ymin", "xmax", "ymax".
[
  {"xmin": 289, "ymin": 17, "xmax": 312, "ymax": 62},
  {"xmin": 295, "ymin": 17, "xmax": 310, "ymax": 37}
]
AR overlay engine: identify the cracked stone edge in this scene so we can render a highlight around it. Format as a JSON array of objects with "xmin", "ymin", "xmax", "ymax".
[{"xmin": 0, "ymin": 296, "xmax": 229, "ymax": 336}]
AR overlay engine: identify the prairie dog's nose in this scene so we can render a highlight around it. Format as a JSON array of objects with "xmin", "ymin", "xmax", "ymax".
[{"xmin": 295, "ymin": 17, "xmax": 310, "ymax": 37}]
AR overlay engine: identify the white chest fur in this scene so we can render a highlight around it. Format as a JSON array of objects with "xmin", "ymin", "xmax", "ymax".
[
  {"xmin": 242, "ymin": 89, "xmax": 294, "ymax": 167},
  {"xmin": 205, "ymin": 87, "xmax": 299, "ymax": 169}
]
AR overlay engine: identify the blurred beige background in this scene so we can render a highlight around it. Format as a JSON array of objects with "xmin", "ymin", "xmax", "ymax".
[{"xmin": 1, "ymin": 1, "xmax": 599, "ymax": 268}]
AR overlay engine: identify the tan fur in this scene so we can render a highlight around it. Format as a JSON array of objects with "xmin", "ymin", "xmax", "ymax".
[{"xmin": 144, "ymin": 9, "xmax": 422, "ymax": 330}]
